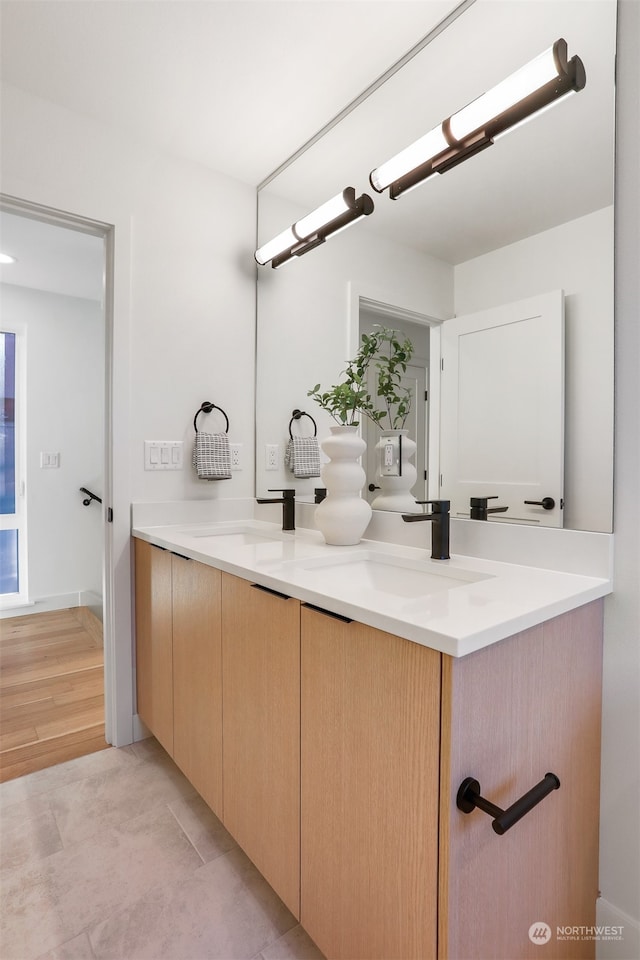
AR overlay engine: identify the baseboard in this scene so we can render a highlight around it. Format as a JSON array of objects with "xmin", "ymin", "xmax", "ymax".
[
  {"xmin": 0, "ymin": 591, "xmax": 104, "ymax": 621},
  {"xmin": 132, "ymin": 713, "xmax": 151, "ymax": 743},
  {"xmin": 596, "ymin": 898, "xmax": 640, "ymax": 960},
  {"xmin": 0, "ymin": 592, "xmax": 79, "ymax": 619},
  {"xmin": 79, "ymin": 590, "xmax": 103, "ymax": 622}
]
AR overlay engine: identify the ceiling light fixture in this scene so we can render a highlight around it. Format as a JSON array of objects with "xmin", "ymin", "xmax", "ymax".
[
  {"xmin": 370, "ymin": 38, "xmax": 586, "ymax": 200},
  {"xmin": 0, "ymin": 253, "xmax": 17, "ymax": 264},
  {"xmin": 255, "ymin": 187, "xmax": 374, "ymax": 268}
]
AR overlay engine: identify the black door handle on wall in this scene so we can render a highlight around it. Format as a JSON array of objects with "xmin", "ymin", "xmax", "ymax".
[
  {"xmin": 523, "ymin": 497, "xmax": 556, "ymax": 510},
  {"xmin": 456, "ymin": 772, "xmax": 560, "ymax": 835}
]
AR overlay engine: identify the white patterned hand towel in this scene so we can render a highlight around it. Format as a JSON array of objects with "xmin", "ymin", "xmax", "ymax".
[
  {"xmin": 284, "ymin": 437, "xmax": 321, "ymax": 478},
  {"xmin": 193, "ymin": 432, "xmax": 232, "ymax": 480}
]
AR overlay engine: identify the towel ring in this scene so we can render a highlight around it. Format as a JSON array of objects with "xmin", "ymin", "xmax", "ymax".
[
  {"xmin": 289, "ymin": 409, "xmax": 317, "ymax": 439},
  {"xmin": 194, "ymin": 401, "xmax": 230, "ymax": 434}
]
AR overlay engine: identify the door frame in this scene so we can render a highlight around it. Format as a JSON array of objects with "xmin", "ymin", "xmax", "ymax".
[
  {"xmin": 347, "ymin": 281, "xmax": 442, "ymax": 502},
  {"xmin": 0, "ymin": 193, "xmax": 119, "ymax": 744}
]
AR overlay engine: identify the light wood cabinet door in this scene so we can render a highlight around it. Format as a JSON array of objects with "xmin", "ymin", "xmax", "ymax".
[
  {"xmin": 440, "ymin": 600, "xmax": 603, "ymax": 960},
  {"xmin": 221, "ymin": 573, "xmax": 301, "ymax": 918},
  {"xmin": 172, "ymin": 554, "xmax": 223, "ymax": 820},
  {"xmin": 134, "ymin": 539, "xmax": 173, "ymax": 754},
  {"xmin": 300, "ymin": 605, "xmax": 441, "ymax": 960}
]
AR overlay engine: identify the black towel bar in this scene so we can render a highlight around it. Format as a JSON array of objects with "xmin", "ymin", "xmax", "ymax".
[
  {"xmin": 193, "ymin": 401, "xmax": 229, "ymax": 434},
  {"xmin": 456, "ymin": 772, "xmax": 560, "ymax": 835},
  {"xmin": 288, "ymin": 409, "xmax": 317, "ymax": 438}
]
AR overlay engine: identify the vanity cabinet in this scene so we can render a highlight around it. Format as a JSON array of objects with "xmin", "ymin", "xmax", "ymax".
[
  {"xmin": 301, "ymin": 600, "xmax": 603, "ymax": 960},
  {"xmin": 440, "ymin": 599, "xmax": 603, "ymax": 960},
  {"xmin": 221, "ymin": 573, "xmax": 301, "ymax": 918},
  {"xmin": 301, "ymin": 605, "xmax": 441, "ymax": 960},
  {"xmin": 134, "ymin": 539, "xmax": 173, "ymax": 755},
  {"xmin": 134, "ymin": 538, "xmax": 604, "ymax": 960},
  {"xmin": 134, "ymin": 539, "xmax": 223, "ymax": 818}
]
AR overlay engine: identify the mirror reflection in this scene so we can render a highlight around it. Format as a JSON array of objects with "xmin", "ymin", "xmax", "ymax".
[{"xmin": 255, "ymin": 0, "xmax": 615, "ymax": 533}]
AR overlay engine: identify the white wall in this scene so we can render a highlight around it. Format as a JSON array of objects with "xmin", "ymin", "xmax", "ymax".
[
  {"xmin": 0, "ymin": 82, "xmax": 257, "ymax": 744},
  {"xmin": 454, "ymin": 207, "xmax": 614, "ymax": 533},
  {"xmin": 597, "ymin": 1, "xmax": 640, "ymax": 955},
  {"xmin": 1, "ymin": 283, "xmax": 103, "ymax": 602}
]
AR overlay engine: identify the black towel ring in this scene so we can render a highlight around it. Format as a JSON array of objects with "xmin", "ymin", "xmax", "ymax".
[
  {"xmin": 194, "ymin": 401, "xmax": 230, "ymax": 434},
  {"xmin": 289, "ymin": 409, "xmax": 318, "ymax": 439}
]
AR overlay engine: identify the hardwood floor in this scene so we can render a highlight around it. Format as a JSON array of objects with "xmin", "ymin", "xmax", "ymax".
[{"xmin": 0, "ymin": 607, "xmax": 109, "ymax": 782}]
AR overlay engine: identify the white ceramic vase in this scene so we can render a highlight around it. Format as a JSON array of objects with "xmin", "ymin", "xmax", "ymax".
[
  {"xmin": 370, "ymin": 429, "xmax": 417, "ymax": 513},
  {"xmin": 315, "ymin": 425, "xmax": 372, "ymax": 545}
]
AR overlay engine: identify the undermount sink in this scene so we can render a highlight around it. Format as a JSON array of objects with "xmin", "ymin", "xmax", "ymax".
[
  {"xmin": 280, "ymin": 550, "xmax": 493, "ymax": 600},
  {"xmin": 177, "ymin": 522, "xmax": 290, "ymax": 545}
]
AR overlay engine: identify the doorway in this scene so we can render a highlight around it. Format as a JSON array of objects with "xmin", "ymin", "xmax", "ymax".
[
  {"xmin": 0, "ymin": 198, "xmax": 114, "ymax": 765},
  {"xmin": 359, "ymin": 300, "xmax": 432, "ymax": 507}
]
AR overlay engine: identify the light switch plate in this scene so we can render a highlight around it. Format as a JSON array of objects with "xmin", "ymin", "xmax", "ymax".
[
  {"xmin": 144, "ymin": 441, "xmax": 184, "ymax": 470},
  {"xmin": 40, "ymin": 452, "xmax": 60, "ymax": 468}
]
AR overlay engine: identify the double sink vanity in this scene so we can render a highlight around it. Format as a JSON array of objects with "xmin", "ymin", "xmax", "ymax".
[{"xmin": 132, "ymin": 511, "xmax": 611, "ymax": 960}]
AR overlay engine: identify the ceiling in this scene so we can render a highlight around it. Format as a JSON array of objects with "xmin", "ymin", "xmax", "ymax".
[
  {"xmin": 0, "ymin": 0, "xmax": 616, "ymax": 283},
  {"xmin": 0, "ymin": 213, "xmax": 105, "ymax": 301},
  {"xmin": 0, "ymin": 0, "xmax": 462, "ymax": 187}
]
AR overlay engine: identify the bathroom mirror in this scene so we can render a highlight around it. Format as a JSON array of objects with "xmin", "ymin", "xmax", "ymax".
[{"xmin": 255, "ymin": 0, "xmax": 615, "ymax": 533}]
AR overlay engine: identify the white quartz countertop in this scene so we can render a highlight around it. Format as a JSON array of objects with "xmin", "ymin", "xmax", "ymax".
[{"xmin": 132, "ymin": 519, "xmax": 611, "ymax": 658}]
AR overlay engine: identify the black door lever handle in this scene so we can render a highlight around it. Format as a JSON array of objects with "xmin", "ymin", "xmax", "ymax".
[{"xmin": 524, "ymin": 497, "xmax": 556, "ymax": 510}]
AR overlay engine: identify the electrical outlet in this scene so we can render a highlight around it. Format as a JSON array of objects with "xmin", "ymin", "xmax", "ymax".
[
  {"xmin": 265, "ymin": 444, "xmax": 279, "ymax": 471},
  {"xmin": 230, "ymin": 443, "xmax": 242, "ymax": 470}
]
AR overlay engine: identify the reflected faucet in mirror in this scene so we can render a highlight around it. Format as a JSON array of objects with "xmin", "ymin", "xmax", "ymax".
[{"xmin": 470, "ymin": 496, "xmax": 509, "ymax": 521}]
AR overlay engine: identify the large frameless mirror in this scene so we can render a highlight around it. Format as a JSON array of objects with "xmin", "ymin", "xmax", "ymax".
[{"xmin": 255, "ymin": 0, "xmax": 615, "ymax": 533}]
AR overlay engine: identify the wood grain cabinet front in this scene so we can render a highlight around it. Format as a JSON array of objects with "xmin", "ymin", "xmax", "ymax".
[
  {"xmin": 221, "ymin": 573, "xmax": 301, "ymax": 918},
  {"xmin": 171, "ymin": 553, "xmax": 223, "ymax": 819},
  {"xmin": 134, "ymin": 539, "xmax": 223, "ymax": 819},
  {"xmin": 134, "ymin": 539, "xmax": 173, "ymax": 755},
  {"xmin": 439, "ymin": 600, "xmax": 603, "ymax": 960},
  {"xmin": 300, "ymin": 599, "xmax": 603, "ymax": 960},
  {"xmin": 300, "ymin": 605, "xmax": 442, "ymax": 960}
]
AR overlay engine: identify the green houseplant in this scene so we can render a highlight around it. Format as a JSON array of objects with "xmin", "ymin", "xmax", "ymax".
[
  {"xmin": 307, "ymin": 325, "xmax": 414, "ymax": 428},
  {"xmin": 363, "ymin": 325, "xmax": 414, "ymax": 430}
]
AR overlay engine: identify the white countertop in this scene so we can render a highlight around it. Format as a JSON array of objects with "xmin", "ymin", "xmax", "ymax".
[{"xmin": 132, "ymin": 518, "xmax": 612, "ymax": 658}]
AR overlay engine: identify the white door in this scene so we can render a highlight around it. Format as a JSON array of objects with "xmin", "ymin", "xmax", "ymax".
[{"xmin": 440, "ymin": 290, "xmax": 564, "ymax": 527}]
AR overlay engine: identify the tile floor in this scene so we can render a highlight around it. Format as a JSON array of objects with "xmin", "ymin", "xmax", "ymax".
[{"xmin": 0, "ymin": 737, "xmax": 325, "ymax": 960}]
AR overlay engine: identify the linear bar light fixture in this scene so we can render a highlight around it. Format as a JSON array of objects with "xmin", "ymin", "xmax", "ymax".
[
  {"xmin": 370, "ymin": 38, "xmax": 586, "ymax": 200},
  {"xmin": 255, "ymin": 187, "xmax": 374, "ymax": 268}
]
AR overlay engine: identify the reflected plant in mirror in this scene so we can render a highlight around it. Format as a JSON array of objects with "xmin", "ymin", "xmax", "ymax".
[
  {"xmin": 365, "ymin": 326, "xmax": 414, "ymax": 430},
  {"xmin": 307, "ymin": 325, "xmax": 414, "ymax": 428}
]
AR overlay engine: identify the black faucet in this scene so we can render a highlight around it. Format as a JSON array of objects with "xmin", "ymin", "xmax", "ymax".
[
  {"xmin": 469, "ymin": 496, "xmax": 509, "ymax": 521},
  {"xmin": 401, "ymin": 500, "xmax": 450, "ymax": 560},
  {"xmin": 256, "ymin": 488, "xmax": 296, "ymax": 531}
]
